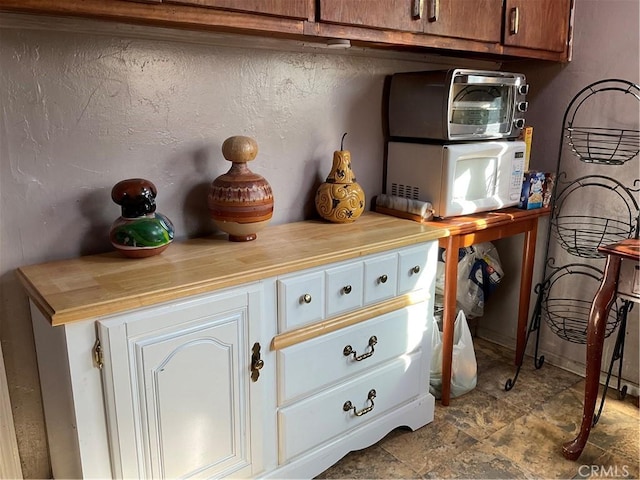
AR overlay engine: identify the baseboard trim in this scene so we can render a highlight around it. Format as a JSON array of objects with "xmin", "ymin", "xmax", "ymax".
[{"xmin": 0, "ymin": 344, "xmax": 23, "ymax": 479}]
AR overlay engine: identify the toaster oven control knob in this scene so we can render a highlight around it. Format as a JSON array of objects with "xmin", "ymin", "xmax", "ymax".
[
  {"xmin": 517, "ymin": 101, "xmax": 529, "ymax": 112},
  {"xmin": 514, "ymin": 118, "xmax": 526, "ymax": 130},
  {"xmin": 518, "ymin": 84, "xmax": 530, "ymax": 95}
]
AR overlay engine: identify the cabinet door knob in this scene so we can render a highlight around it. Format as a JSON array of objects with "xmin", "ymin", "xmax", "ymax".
[
  {"xmin": 343, "ymin": 389, "xmax": 377, "ymax": 417},
  {"xmin": 343, "ymin": 336, "xmax": 378, "ymax": 361},
  {"xmin": 342, "ymin": 285, "xmax": 352, "ymax": 295},
  {"xmin": 300, "ymin": 293, "xmax": 312, "ymax": 304},
  {"xmin": 378, "ymin": 274, "xmax": 388, "ymax": 284},
  {"xmin": 411, "ymin": 265, "xmax": 421, "ymax": 275}
]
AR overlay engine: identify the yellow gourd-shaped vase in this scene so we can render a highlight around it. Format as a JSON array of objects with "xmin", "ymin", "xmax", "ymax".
[{"xmin": 315, "ymin": 133, "xmax": 365, "ymax": 223}]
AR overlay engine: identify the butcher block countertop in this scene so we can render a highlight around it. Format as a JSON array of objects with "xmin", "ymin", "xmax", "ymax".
[{"xmin": 17, "ymin": 212, "xmax": 449, "ymax": 326}]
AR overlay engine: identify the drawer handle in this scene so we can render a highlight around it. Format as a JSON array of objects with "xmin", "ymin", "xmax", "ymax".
[
  {"xmin": 378, "ymin": 274, "xmax": 388, "ymax": 284},
  {"xmin": 300, "ymin": 293, "xmax": 312, "ymax": 304},
  {"xmin": 411, "ymin": 265, "xmax": 421, "ymax": 275},
  {"xmin": 343, "ymin": 335, "xmax": 377, "ymax": 361},
  {"xmin": 343, "ymin": 389, "xmax": 377, "ymax": 417},
  {"xmin": 342, "ymin": 285, "xmax": 352, "ymax": 295}
]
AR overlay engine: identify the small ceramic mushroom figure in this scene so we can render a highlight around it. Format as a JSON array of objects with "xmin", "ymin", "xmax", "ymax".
[{"xmin": 110, "ymin": 178, "xmax": 175, "ymax": 258}]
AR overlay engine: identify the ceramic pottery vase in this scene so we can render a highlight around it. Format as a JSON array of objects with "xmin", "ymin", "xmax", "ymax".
[
  {"xmin": 208, "ymin": 135, "xmax": 274, "ymax": 242},
  {"xmin": 110, "ymin": 178, "xmax": 175, "ymax": 258},
  {"xmin": 315, "ymin": 134, "xmax": 365, "ymax": 223}
]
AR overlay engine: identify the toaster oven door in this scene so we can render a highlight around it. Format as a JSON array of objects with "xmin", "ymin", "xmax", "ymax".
[{"xmin": 448, "ymin": 81, "xmax": 516, "ymax": 139}]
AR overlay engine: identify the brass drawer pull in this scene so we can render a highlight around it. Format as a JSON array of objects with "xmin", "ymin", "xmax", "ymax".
[
  {"xmin": 342, "ymin": 285, "xmax": 352, "ymax": 295},
  {"xmin": 343, "ymin": 335, "xmax": 377, "ymax": 361},
  {"xmin": 378, "ymin": 274, "xmax": 388, "ymax": 284},
  {"xmin": 300, "ymin": 293, "xmax": 312, "ymax": 304},
  {"xmin": 411, "ymin": 265, "xmax": 421, "ymax": 275},
  {"xmin": 343, "ymin": 389, "xmax": 377, "ymax": 417}
]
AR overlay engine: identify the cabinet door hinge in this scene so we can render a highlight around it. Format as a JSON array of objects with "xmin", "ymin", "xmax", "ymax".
[{"xmin": 93, "ymin": 338, "xmax": 104, "ymax": 369}]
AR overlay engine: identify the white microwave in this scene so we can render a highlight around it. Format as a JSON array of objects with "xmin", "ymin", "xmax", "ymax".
[{"xmin": 385, "ymin": 140, "xmax": 526, "ymax": 218}]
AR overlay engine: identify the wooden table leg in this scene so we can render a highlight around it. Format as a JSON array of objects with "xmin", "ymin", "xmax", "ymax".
[
  {"xmin": 515, "ymin": 220, "xmax": 538, "ymax": 366},
  {"xmin": 441, "ymin": 234, "xmax": 461, "ymax": 406},
  {"xmin": 562, "ymin": 254, "xmax": 621, "ymax": 460}
]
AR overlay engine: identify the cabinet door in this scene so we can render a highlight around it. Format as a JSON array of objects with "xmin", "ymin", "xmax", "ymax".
[
  {"xmin": 98, "ymin": 285, "xmax": 268, "ymax": 479},
  {"xmin": 422, "ymin": 0, "xmax": 502, "ymax": 42},
  {"xmin": 503, "ymin": 0, "xmax": 572, "ymax": 52},
  {"xmin": 319, "ymin": 0, "xmax": 424, "ymax": 33},
  {"xmin": 166, "ymin": 0, "xmax": 313, "ymax": 20}
]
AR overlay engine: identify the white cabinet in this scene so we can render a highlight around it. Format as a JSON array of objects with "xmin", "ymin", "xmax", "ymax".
[
  {"xmin": 269, "ymin": 241, "xmax": 438, "ymax": 478},
  {"xmin": 31, "ymin": 283, "xmax": 276, "ymax": 479},
  {"xmin": 22, "ymin": 214, "xmax": 443, "ymax": 480},
  {"xmin": 97, "ymin": 284, "xmax": 270, "ymax": 479}
]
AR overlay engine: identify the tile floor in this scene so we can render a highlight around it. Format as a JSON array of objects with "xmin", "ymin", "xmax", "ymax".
[{"xmin": 317, "ymin": 337, "xmax": 640, "ymax": 479}]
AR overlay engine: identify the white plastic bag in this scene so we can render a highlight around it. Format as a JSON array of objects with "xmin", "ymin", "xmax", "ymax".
[
  {"xmin": 435, "ymin": 242, "xmax": 503, "ymax": 318},
  {"xmin": 429, "ymin": 309, "xmax": 478, "ymax": 399}
]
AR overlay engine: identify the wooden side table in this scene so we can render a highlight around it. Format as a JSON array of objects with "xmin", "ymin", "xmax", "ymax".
[
  {"xmin": 562, "ymin": 238, "xmax": 640, "ymax": 460},
  {"xmin": 376, "ymin": 206, "xmax": 551, "ymax": 406}
]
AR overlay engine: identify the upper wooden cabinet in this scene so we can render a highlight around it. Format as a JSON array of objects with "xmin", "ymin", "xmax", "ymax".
[
  {"xmin": 165, "ymin": 0, "xmax": 314, "ymax": 21},
  {"xmin": 503, "ymin": 0, "xmax": 573, "ymax": 53},
  {"xmin": 0, "ymin": 0, "xmax": 574, "ymax": 61},
  {"xmin": 318, "ymin": 0, "xmax": 424, "ymax": 33},
  {"xmin": 318, "ymin": 0, "xmax": 502, "ymax": 43},
  {"xmin": 421, "ymin": 0, "xmax": 503, "ymax": 43}
]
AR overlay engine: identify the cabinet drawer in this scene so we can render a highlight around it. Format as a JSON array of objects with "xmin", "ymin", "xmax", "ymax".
[
  {"xmin": 398, "ymin": 242, "xmax": 436, "ymax": 294},
  {"xmin": 363, "ymin": 253, "xmax": 397, "ymax": 304},
  {"xmin": 277, "ymin": 242, "xmax": 436, "ymax": 332},
  {"xmin": 277, "ymin": 303, "xmax": 428, "ymax": 404},
  {"xmin": 277, "ymin": 351, "xmax": 422, "ymax": 463},
  {"xmin": 278, "ymin": 270, "xmax": 325, "ymax": 330},
  {"xmin": 325, "ymin": 261, "xmax": 364, "ymax": 318}
]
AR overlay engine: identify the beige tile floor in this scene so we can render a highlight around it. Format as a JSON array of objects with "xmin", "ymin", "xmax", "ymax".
[{"xmin": 317, "ymin": 337, "xmax": 640, "ymax": 479}]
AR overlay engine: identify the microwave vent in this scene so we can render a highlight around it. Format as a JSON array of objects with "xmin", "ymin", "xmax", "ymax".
[{"xmin": 390, "ymin": 183, "xmax": 419, "ymax": 200}]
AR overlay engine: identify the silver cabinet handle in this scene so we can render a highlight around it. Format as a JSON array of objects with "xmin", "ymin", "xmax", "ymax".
[
  {"xmin": 427, "ymin": 0, "xmax": 438, "ymax": 21},
  {"xmin": 342, "ymin": 285, "xmax": 352, "ymax": 295},
  {"xmin": 378, "ymin": 274, "xmax": 388, "ymax": 284},
  {"xmin": 509, "ymin": 7, "xmax": 520, "ymax": 35},
  {"xmin": 411, "ymin": 0, "xmax": 423, "ymax": 19},
  {"xmin": 411, "ymin": 265, "xmax": 421, "ymax": 275}
]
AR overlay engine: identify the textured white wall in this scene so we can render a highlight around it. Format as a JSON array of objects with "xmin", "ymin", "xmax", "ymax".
[
  {"xmin": 479, "ymin": 0, "xmax": 640, "ymax": 399},
  {"xmin": 0, "ymin": 13, "xmax": 496, "ymax": 477}
]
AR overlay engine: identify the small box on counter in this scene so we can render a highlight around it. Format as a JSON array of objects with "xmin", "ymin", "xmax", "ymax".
[
  {"xmin": 518, "ymin": 126, "xmax": 534, "ymax": 171},
  {"xmin": 519, "ymin": 171, "xmax": 555, "ymax": 210}
]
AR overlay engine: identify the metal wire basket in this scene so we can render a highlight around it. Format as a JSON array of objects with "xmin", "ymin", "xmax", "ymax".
[
  {"xmin": 564, "ymin": 80, "xmax": 640, "ymax": 165},
  {"xmin": 542, "ymin": 262, "xmax": 621, "ymax": 343},
  {"xmin": 551, "ymin": 175, "xmax": 639, "ymax": 258},
  {"xmin": 566, "ymin": 127, "xmax": 640, "ymax": 165}
]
